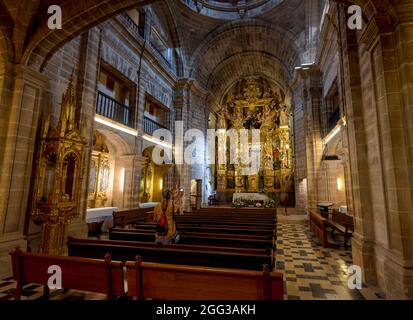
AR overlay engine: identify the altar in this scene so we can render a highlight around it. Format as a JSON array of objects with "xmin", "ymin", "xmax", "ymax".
[
  {"xmin": 232, "ymin": 193, "xmax": 269, "ymax": 203},
  {"xmin": 86, "ymin": 207, "xmax": 118, "ymax": 232},
  {"xmin": 212, "ymin": 77, "xmax": 295, "ymax": 202}
]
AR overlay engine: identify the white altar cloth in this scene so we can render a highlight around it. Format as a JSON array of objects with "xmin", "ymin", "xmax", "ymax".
[
  {"xmin": 232, "ymin": 193, "xmax": 269, "ymax": 203},
  {"xmin": 139, "ymin": 202, "xmax": 158, "ymax": 209},
  {"xmin": 86, "ymin": 207, "xmax": 118, "ymax": 232}
]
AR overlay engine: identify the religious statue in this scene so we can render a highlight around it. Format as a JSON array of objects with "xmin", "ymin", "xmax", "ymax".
[
  {"xmin": 279, "ymin": 104, "xmax": 290, "ymax": 127},
  {"xmin": 217, "ymin": 107, "xmax": 229, "ymax": 129},
  {"xmin": 247, "ymin": 175, "xmax": 259, "ymax": 192},
  {"xmin": 259, "ymin": 105, "xmax": 277, "ymax": 131},
  {"xmin": 229, "ymin": 104, "xmax": 245, "ymax": 129},
  {"xmin": 235, "ymin": 175, "xmax": 244, "ymax": 192},
  {"xmin": 263, "ymin": 139, "xmax": 273, "ymax": 169},
  {"xmin": 282, "ymin": 172, "xmax": 294, "ymax": 193},
  {"xmin": 172, "ymin": 183, "xmax": 185, "ymax": 214}
]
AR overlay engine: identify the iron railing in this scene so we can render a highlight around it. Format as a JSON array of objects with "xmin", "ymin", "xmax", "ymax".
[
  {"xmin": 327, "ymin": 107, "xmax": 341, "ymax": 134},
  {"xmin": 149, "ymin": 41, "xmax": 172, "ymax": 68},
  {"xmin": 143, "ymin": 116, "xmax": 167, "ymax": 135},
  {"xmin": 122, "ymin": 12, "xmax": 145, "ymax": 38},
  {"xmin": 96, "ymin": 91, "xmax": 134, "ymax": 128}
]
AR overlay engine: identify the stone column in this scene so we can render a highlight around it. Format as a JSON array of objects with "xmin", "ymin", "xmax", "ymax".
[
  {"xmin": 339, "ymin": 11, "xmax": 377, "ymax": 286},
  {"xmin": 173, "ymin": 79, "xmax": 191, "ymax": 210},
  {"xmin": 291, "ymin": 77, "xmax": 308, "ymax": 215},
  {"xmin": 368, "ymin": 26, "xmax": 413, "ymax": 300},
  {"xmin": 295, "ymin": 66, "xmax": 324, "ymax": 211},
  {"xmin": 0, "ymin": 65, "xmax": 48, "ymax": 278},
  {"xmin": 173, "ymin": 79, "xmax": 208, "ymax": 211},
  {"xmin": 353, "ymin": 11, "xmax": 413, "ymax": 298}
]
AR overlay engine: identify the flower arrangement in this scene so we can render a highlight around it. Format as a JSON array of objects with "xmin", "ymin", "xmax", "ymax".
[
  {"xmin": 263, "ymin": 199, "xmax": 278, "ymax": 208},
  {"xmin": 233, "ymin": 198, "xmax": 277, "ymax": 208},
  {"xmin": 233, "ymin": 198, "xmax": 249, "ymax": 208}
]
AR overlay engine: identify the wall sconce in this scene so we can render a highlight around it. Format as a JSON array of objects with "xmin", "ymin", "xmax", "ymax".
[
  {"xmin": 160, "ymin": 178, "xmax": 163, "ymax": 190},
  {"xmin": 120, "ymin": 168, "xmax": 125, "ymax": 192},
  {"xmin": 337, "ymin": 178, "xmax": 343, "ymax": 191}
]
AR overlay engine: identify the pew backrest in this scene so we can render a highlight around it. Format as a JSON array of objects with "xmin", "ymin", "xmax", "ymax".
[
  {"xmin": 309, "ymin": 210, "xmax": 330, "ymax": 248},
  {"xmin": 126, "ymin": 259, "xmax": 283, "ymax": 300},
  {"xmin": 9, "ymin": 248, "xmax": 124, "ymax": 300},
  {"xmin": 68, "ymin": 238, "xmax": 272, "ymax": 270},
  {"xmin": 113, "ymin": 208, "xmax": 153, "ymax": 228}
]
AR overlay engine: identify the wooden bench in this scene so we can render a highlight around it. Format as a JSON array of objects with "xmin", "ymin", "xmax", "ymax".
[
  {"xmin": 131, "ymin": 223, "xmax": 276, "ymax": 237},
  {"xmin": 126, "ymin": 257, "xmax": 283, "ymax": 300},
  {"xmin": 113, "ymin": 208, "xmax": 154, "ymax": 228},
  {"xmin": 68, "ymin": 238, "xmax": 273, "ymax": 271},
  {"xmin": 309, "ymin": 210, "xmax": 337, "ymax": 248},
  {"xmin": 9, "ymin": 248, "xmax": 124, "ymax": 300},
  {"xmin": 111, "ymin": 227, "xmax": 275, "ymax": 242},
  {"xmin": 109, "ymin": 229, "xmax": 274, "ymax": 250},
  {"xmin": 175, "ymin": 218, "xmax": 276, "ymax": 227},
  {"xmin": 326, "ymin": 211, "xmax": 354, "ymax": 249},
  {"xmin": 131, "ymin": 220, "xmax": 276, "ymax": 233}
]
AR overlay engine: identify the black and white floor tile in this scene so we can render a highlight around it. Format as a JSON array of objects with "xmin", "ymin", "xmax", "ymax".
[{"xmin": 275, "ymin": 223, "xmax": 386, "ymax": 300}]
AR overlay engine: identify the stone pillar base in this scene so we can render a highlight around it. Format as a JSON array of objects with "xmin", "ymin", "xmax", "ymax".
[
  {"xmin": 0, "ymin": 234, "xmax": 27, "ymax": 279},
  {"xmin": 351, "ymin": 234, "xmax": 377, "ymax": 285},
  {"xmin": 374, "ymin": 245, "xmax": 413, "ymax": 299}
]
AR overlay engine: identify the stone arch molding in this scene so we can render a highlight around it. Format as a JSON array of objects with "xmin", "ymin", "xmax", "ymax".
[
  {"xmin": 96, "ymin": 128, "xmax": 134, "ymax": 156},
  {"xmin": 207, "ymin": 52, "xmax": 291, "ymax": 109},
  {"xmin": 188, "ymin": 19, "xmax": 302, "ymax": 85},
  {"xmin": 0, "ymin": 2, "xmax": 13, "ymax": 68}
]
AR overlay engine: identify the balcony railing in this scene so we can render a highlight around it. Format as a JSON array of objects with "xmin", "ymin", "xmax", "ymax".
[
  {"xmin": 96, "ymin": 91, "xmax": 134, "ymax": 128},
  {"xmin": 149, "ymin": 41, "xmax": 172, "ymax": 69},
  {"xmin": 122, "ymin": 12, "xmax": 145, "ymax": 38},
  {"xmin": 326, "ymin": 108, "xmax": 341, "ymax": 134},
  {"xmin": 143, "ymin": 116, "xmax": 167, "ymax": 135}
]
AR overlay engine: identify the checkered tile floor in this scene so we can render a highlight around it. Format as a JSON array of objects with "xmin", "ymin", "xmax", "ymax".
[
  {"xmin": 275, "ymin": 223, "xmax": 385, "ymax": 300},
  {"xmin": 0, "ymin": 223, "xmax": 386, "ymax": 300}
]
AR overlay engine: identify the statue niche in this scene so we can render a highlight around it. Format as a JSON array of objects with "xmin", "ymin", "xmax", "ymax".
[{"xmin": 88, "ymin": 130, "xmax": 110, "ymax": 208}]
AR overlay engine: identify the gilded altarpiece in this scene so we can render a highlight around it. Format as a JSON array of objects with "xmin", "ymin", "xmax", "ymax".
[
  {"xmin": 88, "ymin": 131, "xmax": 110, "ymax": 208},
  {"xmin": 31, "ymin": 76, "xmax": 86, "ymax": 255},
  {"xmin": 215, "ymin": 77, "xmax": 294, "ymax": 202}
]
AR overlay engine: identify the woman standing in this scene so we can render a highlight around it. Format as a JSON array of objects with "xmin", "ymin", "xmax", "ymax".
[{"xmin": 154, "ymin": 190, "xmax": 180, "ymax": 244}]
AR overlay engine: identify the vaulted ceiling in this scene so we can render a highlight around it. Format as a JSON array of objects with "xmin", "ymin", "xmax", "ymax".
[
  {"xmin": 160, "ymin": 0, "xmax": 305, "ymax": 105},
  {"xmin": 0, "ymin": 0, "xmax": 408, "ymax": 78}
]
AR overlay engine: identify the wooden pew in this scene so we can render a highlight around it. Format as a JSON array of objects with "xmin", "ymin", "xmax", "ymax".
[
  {"xmin": 109, "ymin": 229, "xmax": 274, "ymax": 250},
  {"xmin": 176, "ymin": 213, "xmax": 276, "ymax": 219},
  {"xmin": 193, "ymin": 207, "xmax": 276, "ymax": 213},
  {"xmin": 129, "ymin": 223, "xmax": 275, "ymax": 237},
  {"xmin": 309, "ymin": 210, "xmax": 337, "ymax": 248},
  {"xmin": 68, "ymin": 238, "xmax": 273, "ymax": 271},
  {"xmin": 113, "ymin": 208, "xmax": 153, "ymax": 228},
  {"xmin": 175, "ymin": 217, "xmax": 276, "ymax": 228},
  {"xmin": 188, "ymin": 209, "xmax": 277, "ymax": 219},
  {"xmin": 126, "ymin": 257, "xmax": 284, "ymax": 300},
  {"xmin": 177, "ymin": 225, "xmax": 275, "ymax": 237},
  {"xmin": 9, "ymin": 248, "xmax": 124, "ymax": 300},
  {"xmin": 112, "ymin": 227, "xmax": 274, "ymax": 242},
  {"xmin": 326, "ymin": 210, "xmax": 354, "ymax": 249}
]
